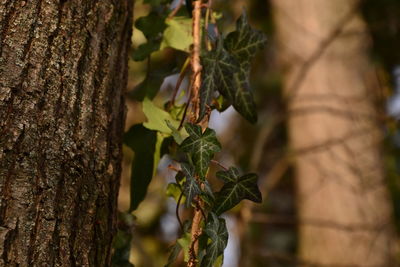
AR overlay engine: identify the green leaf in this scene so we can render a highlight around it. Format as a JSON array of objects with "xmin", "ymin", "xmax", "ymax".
[
  {"xmin": 160, "ymin": 16, "xmax": 193, "ymax": 52},
  {"xmin": 135, "ymin": 12, "xmax": 167, "ymax": 39},
  {"xmin": 124, "ymin": 124, "xmax": 157, "ymax": 211},
  {"xmin": 177, "ymin": 232, "xmax": 191, "ymax": 262},
  {"xmin": 214, "ymin": 167, "xmax": 262, "ymax": 215},
  {"xmin": 133, "ymin": 12, "xmax": 167, "ymax": 61},
  {"xmin": 142, "ymin": 98, "xmax": 180, "ymax": 134},
  {"xmin": 166, "ymin": 183, "xmax": 185, "ymax": 203},
  {"xmin": 224, "ymin": 11, "xmax": 266, "ymax": 70},
  {"xmin": 232, "ymin": 71, "xmax": 257, "ymax": 123},
  {"xmin": 199, "ymin": 42, "xmax": 239, "ymax": 120},
  {"xmin": 133, "ymin": 40, "xmax": 161, "ymax": 61},
  {"xmin": 180, "ymin": 163, "xmax": 201, "ymax": 207},
  {"xmin": 166, "ymin": 120, "xmax": 186, "ymax": 145},
  {"xmin": 165, "ymin": 242, "xmax": 182, "ymax": 267},
  {"xmin": 200, "ymin": 213, "xmax": 228, "ymax": 267},
  {"xmin": 222, "ymin": 11, "xmax": 266, "ymax": 123},
  {"xmin": 180, "ymin": 124, "xmax": 221, "ymax": 177}
]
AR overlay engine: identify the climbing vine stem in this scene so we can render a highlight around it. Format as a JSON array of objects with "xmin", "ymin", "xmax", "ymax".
[{"xmin": 121, "ymin": 1, "xmax": 267, "ymax": 266}]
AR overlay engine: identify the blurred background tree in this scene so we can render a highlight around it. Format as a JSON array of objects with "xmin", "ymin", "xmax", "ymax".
[{"xmin": 120, "ymin": 0, "xmax": 400, "ymax": 266}]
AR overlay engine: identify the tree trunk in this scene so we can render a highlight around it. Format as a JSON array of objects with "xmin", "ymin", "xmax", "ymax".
[
  {"xmin": 0, "ymin": 1, "xmax": 133, "ymax": 266},
  {"xmin": 272, "ymin": 0, "xmax": 397, "ymax": 265}
]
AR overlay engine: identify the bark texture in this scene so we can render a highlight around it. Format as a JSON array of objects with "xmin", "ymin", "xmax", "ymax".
[
  {"xmin": 0, "ymin": 0, "xmax": 133, "ymax": 266},
  {"xmin": 272, "ymin": 0, "xmax": 397, "ymax": 265}
]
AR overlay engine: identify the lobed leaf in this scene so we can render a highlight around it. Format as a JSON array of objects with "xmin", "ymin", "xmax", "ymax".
[
  {"xmin": 134, "ymin": 12, "xmax": 167, "ymax": 61},
  {"xmin": 199, "ymin": 43, "xmax": 239, "ymax": 120},
  {"xmin": 180, "ymin": 162, "xmax": 201, "ymax": 207},
  {"xmin": 232, "ymin": 71, "xmax": 257, "ymax": 123},
  {"xmin": 160, "ymin": 16, "xmax": 193, "ymax": 52},
  {"xmin": 142, "ymin": 98, "xmax": 180, "ymax": 134},
  {"xmin": 200, "ymin": 213, "xmax": 228, "ymax": 267},
  {"xmin": 214, "ymin": 167, "xmax": 262, "ymax": 215},
  {"xmin": 180, "ymin": 124, "xmax": 221, "ymax": 177},
  {"xmin": 224, "ymin": 11, "xmax": 267, "ymax": 70}
]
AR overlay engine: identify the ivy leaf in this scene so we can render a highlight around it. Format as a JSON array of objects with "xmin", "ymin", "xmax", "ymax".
[
  {"xmin": 222, "ymin": 11, "xmax": 266, "ymax": 123},
  {"xmin": 164, "ymin": 242, "xmax": 182, "ymax": 267},
  {"xmin": 180, "ymin": 162, "xmax": 201, "ymax": 207},
  {"xmin": 134, "ymin": 12, "xmax": 167, "ymax": 61},
  {"xmin": 136, "ymin": 12, "xmax": 167, "ymax": 39},
  {"xmin": 142, "ymin": 98, "xmax": 180, "ymax": 134},
  {"xmin": 180, "ymin": 124, "xmax": 221, "ymax": 177},
  {"xmin": 166, "ymin": 183, "xmax": 185, "ymax": 203},
  {"xmin": 214, "ymin": 167, "xmax": 262, "ymax": 215},
  {"xmin": 232, "ymin": 71, "xmax": 257, "ymax": 123},
  {"xmin": 132, "ymin": 40, "xmax": 160, "ymax": 61},
  {"xmin": 160, "ymin": 16, "xmax": 193, "ymax": 52},
  {"xmin": 200, "ymin": 213, "xmax": 228, "ymax": 267},
  {"xmin": 124, "ymin": 124, "xmax": 157, "ymax": 211},
  {"xmin": 224, "ymin": 11, "xmax": 266, "ymax": 70},
  {"xmin": 177, "ymin": 232, "xmax": 192, "ymax": 262},
  {"xmin": 199, "ymin": 42, "xmax": 239, "ymax": 120}
]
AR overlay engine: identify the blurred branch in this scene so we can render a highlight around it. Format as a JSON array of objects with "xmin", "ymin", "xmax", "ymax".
[{"xmin": 284, "ymin": 1, "xmax": 361, "ymax": 101}]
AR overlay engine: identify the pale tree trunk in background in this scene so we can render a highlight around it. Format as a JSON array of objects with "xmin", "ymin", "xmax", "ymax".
[
  {"xmin": 272, "ymin": 0, "xmax": 397, "ymax": 265},
  {"xmin": 0, "ymin": 1, "xmax": 132, "ymax": 266}
]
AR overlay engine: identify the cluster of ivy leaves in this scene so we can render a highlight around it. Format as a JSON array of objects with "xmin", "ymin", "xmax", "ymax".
[{"xmin": 114, "ymin": 1, "xmax": 266, "ymax": 266}]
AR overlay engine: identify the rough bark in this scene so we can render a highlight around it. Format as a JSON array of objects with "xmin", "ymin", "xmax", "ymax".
[
  {"xmin": 272, "ymin": 0, "xmax": 397, "ymax": 265},
  {"xmin": 0, "ymin": 0, "xmax": 133, "ymax": 266}
]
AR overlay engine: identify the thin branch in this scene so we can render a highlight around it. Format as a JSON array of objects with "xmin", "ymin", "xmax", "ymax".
[
  {"xmin": 171, "ymin": 58, "xmax": 190, "ymax": 106},
  {"xmin": 178, "ymin": 89, "xmax": 191, "ymax": 130},
  {"xmin": 211, "ymin": 159, "xmax": 228, "ymax": 171},
  {"xmin": 285, "ymin": 1, "xmax": 360, "ymax": 101},
  {"xmin": 176, "ymin": 192, "xmax": 184, "ymax": 231},
  {"xmin": 189, "ymin": 0, "xmax": 202, "ymax": 122}
]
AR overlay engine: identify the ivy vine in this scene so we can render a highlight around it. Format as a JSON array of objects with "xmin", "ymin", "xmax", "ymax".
[{"xmin": 118, "ymin": 1, "xmax": 266, "ymax": 266}]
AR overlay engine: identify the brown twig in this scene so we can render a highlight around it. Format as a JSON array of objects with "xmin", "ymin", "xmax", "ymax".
[
  {"xmin": 176, "ymin": 191, "xmax": 184, "ymax": 231},
  {"xmin": 189, "ymin": 0, "xmax": 202, "ymax": 123},
  {"xmin": 178, "ymin": 89, "xmax": 192, "ymax": 130},
  {"xmin": 187, "ymin": 2, "xmax": 204, "ymax": 265},
  {"xmin": 171, "ymin": 58, "xmax": 190, "ymax": 106},
  {"xmin": 211, "ymin": 159, "xmax": 228, "ymax": 171}
]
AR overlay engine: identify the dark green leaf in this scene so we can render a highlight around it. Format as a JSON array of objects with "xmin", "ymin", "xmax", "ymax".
[
  {"xmin": 199, "ymin": 43, "xmax": 239, "ymax": 120},
  {"xmin": 180, "ymin": 162, "xmax": 201, "ymax": 207},
  {"xmin": 124, "ymin": 124, "xmax": 157, "ymax": 211},
  {"xmin": 222, "ymin": 11, "xmax": 266, "ymax": 123},
  {"xmin": 224, "ymin": 11, "xmax": 266, "ymax": 70},
  {"xmin": 135, "ymin": 12, "xmax": 167, "ymax": 39},
  {"xmin": 214, "ymin": 167, "xmax": 262, "ymax": 215},
  {"xmin": 232, "ymin": 71, "xmax": 257, "ymax": 123},
  {"xmin": 200, "ymin": 180, "xmax": 215, "ymax": 206},
  {"xmin": 133, "ymin": 40, "xmax": 161, "ymax": 61},
  {"xmin": 133, "ymin": 12, "xmax": 167, "ymax": 61},
  {"xmin": 165, "ymin": 242, "xmax": 182, "ymax": 267},
  {"xmin": 180, "ymin": 124, "xmax": 221, "ymax": 177},
  {"xmin": 200, "ymin": 213, "xmax": 228, "ymax": 267}
]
